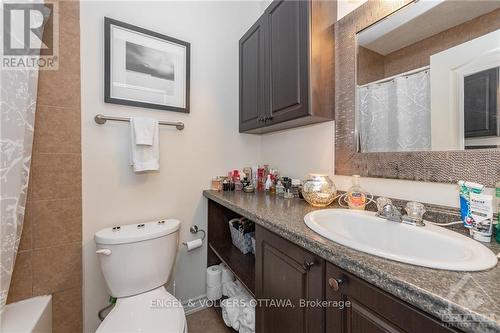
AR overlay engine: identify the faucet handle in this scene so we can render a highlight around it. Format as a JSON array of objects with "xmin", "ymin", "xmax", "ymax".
[
  {"xmin": 405, "ymin": 202, "xmax": 426, "ymax": 220},
  {"xmin": 402, "ymin": 202, "xmax": 426, "ymax": 226},
  {"xmin": 376, "ymin": 199, "xmax": 402, "ymax": 222},
  {"xmin": 376, "ymin": 197, "xmax": 393, "ymax": 214}
]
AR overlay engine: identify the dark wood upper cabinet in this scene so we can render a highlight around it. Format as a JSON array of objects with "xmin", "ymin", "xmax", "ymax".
[
  {"xmin": 266, "ymin": 0, "xmax": 309, "ymax": 124},
  {"xmin": 464, "ymin": 67, "xmax": 499, "ymax": 138},
  {"xmin": 239, "ymin": 16, "xmax": 267, "ymax": 132},
  {"xmin": 256, "ymin": 225, "xmax": 324, "ymax": 333},
  {"xmin": 325, "ymin": 263, "xmax": 461, "ymax": 333},
  {"xmin": 239, "ymin": 0, "xmax": 336, "ymax": 134}
]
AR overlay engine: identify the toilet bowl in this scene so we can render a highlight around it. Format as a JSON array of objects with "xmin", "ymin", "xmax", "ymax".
[{"xmin": 95, "ymin": 219, "xmax": 186, "ymax": 333}]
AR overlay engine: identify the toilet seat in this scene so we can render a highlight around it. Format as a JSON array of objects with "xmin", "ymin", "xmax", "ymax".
[{"xmin": 96, "ymin": 287, "xmax": 187, "ymax": 333}]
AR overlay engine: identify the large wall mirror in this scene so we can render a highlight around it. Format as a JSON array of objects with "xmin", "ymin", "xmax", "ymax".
[
  {"xmin": 356, "ymin": 0, "xmax": 500, "ymax": 153},
  {"xmin": 335, "ymin": 0, "xmax": 500, "ymax": 186}
]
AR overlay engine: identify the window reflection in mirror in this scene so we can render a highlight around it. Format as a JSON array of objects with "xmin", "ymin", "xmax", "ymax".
[{"xmin": 355, "ymin": 0, "xmax": 500, "ymax": 152}]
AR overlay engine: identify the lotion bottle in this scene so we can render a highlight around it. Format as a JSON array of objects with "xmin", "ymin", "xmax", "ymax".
[{"xmin": 347, "ymin": 175, "xmax": 367, "ymax": 210}]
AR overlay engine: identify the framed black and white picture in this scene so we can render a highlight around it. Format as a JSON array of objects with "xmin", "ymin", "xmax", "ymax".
[{"xmin": 104, "ymin": 17, "xmax": 190, "ymax": 113}]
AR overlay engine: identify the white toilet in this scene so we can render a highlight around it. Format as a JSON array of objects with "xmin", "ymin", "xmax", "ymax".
[{"xmin": 94, "ymin": 219, "xmax": 187, "ymax": 333}]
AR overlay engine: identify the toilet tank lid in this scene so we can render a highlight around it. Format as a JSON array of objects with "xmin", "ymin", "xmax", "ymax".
[{"xmin": 95, "ymin": 219, "xmax": 180, "ymax": 245}]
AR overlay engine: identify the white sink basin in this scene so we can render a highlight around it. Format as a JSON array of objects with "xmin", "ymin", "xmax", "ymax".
[{"xmin": 304, "ymin": 209, "xmax": 498, "ymax": 271}]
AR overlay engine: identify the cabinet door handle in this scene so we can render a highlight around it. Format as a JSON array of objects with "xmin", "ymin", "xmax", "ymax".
[
  {"xmin": 328, "ymin": 277, "xmax": 344, "ymax": 291},
  {"xmin": 302, "ymin": 260, "xmax": 315, "ymax": 271}
]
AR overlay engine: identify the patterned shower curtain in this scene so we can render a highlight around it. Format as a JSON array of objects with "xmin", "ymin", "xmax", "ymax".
[
  {"xmin": 0, "ymin": 67, "xmax": 40, "ymax": 309},
  {"xmin": 357, "ymin": 69, "xmax": 431, "ymax": 153},
  {"xmin": 0, "ymin": 2, "xmax": 48, "ymax": 307}
]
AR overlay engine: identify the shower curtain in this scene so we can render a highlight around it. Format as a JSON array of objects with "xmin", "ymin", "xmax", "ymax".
[
  {"xmin": 357, "ymin": 69, "xmax": 431, "ymax": 153},
  {"xmin": 0, "ymin": 4, "xmax": 48, "ymax": 306},
  {"xmin": 0, "ymin": 67, "xmax": 40, "ymax": 309}
]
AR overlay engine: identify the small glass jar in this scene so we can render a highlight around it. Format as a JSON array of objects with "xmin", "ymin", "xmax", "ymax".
[
  {"xmin": 211, "ymin": 177, "xmax": 223, "ymax": 191},
  {"xmin": 302, "ymin": 174, "xmax": 337, "ymax": 207}
]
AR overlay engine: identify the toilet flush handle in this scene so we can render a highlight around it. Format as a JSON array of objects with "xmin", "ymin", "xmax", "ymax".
[{"xmin": 96, "ymin": 249, "xmax": 112, "ymax": 256}]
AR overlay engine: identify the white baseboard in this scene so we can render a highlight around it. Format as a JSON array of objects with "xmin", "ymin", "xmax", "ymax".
[{"xmin": 183, "ymin": 295, "xmax": 208, "ymax": 315}]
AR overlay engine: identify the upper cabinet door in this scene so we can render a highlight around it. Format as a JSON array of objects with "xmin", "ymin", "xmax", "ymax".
[
  {"xmin": 265, "ymin": 0, "xmax": 310, "ymax": 124},
  {"xmin": 239, "ymin": 17, "xmax": 267, "ymax": 132}
]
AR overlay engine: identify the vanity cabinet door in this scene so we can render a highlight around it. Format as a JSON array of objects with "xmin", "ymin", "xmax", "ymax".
[
  {"xmin": 325, "ymin": 263, "xmax": 461, "ymax": 333},
  {"xmin": 239, "ymin": 16, "xmax": 267, "ymax": 132},
  {"xmin": 255, "ymin": 225, "xmax": 324, "ymax": 333},
  {"xmin": 264, "ymin": 0, "xmax": 310, "ymax": 125}
]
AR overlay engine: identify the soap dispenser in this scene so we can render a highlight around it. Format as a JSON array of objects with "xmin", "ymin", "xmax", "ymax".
[{"xmin": 347, "ymin": 175, "xmax": 367, "ymax": 210}]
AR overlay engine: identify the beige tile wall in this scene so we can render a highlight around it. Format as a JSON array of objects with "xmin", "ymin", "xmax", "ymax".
[{"xmin": 7, "ymin": 1, "xmax": 82, "ymax": 332}]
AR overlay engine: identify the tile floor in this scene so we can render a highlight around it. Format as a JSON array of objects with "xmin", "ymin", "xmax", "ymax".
[{"xmin": 186, "ymin": 307, "xmax": 232, "ymax": 333}]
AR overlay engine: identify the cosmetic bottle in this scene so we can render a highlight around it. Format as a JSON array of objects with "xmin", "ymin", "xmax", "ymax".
[
  {"xmin": 291, "ymin": 179, "xmax": 302, "ymax": 198},
  {"xmin": 346, "ymin": 175, "xmax": 367, "ymax": 210},
  {"xmin": 276, "ymin": 180, "xmax": 285, "ymax": 197},
  {"xmin": 233, "ymin": 170, "xmax": 243, "ymax": 191},
  {"xmin": 257, "ymin": 168, "xmax": 265, "ymax": 191}
]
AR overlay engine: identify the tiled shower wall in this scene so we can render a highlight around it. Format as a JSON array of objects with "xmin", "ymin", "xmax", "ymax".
[{"xmin": 7, "ymin": 1, "xmax": 82, "ymax": 332}]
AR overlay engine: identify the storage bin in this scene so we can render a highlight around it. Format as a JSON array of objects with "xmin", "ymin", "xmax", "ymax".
[{"xmin": 228, "ymin": 218, "xmax": 254, "ymax": 254}]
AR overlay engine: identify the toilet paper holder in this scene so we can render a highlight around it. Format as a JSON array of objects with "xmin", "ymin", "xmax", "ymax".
[{"xmin": 182, "ymin": 225, "xmax": 206, "ymax": 246}]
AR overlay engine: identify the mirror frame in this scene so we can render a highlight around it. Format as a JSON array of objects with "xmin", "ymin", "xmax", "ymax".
[{"xmin": 334, "ymin": 0, "xmax": 500, "ymax": 187}]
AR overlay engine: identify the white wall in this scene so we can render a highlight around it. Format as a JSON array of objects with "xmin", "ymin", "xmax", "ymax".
[
  {"xmin": 81, "ymin": 1, "xmax": 265, "ymax": 332},
  {"xmin": 260, "ymin": 122, "xmax": 335, "ymax": 180}
]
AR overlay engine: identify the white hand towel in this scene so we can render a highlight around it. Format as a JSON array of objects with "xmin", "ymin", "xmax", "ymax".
[
  {"xmin": 132, "ymin": 117, "xmax": 157, "ymax": 145},
  {"xmin": 130, "ymin": 117, "xmax": 159, "ymax": 172}
]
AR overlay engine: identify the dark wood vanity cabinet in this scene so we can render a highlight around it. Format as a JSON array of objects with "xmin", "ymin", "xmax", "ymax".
[
  {"xmin": 239, "ymin": 0, "xmax": 336, "ymax": 134},
  {"xmin": 255, "ymin": 225, "xmax": 324, "ymax": 333},
  {"xmin": 205, "ymin": 197, "xmax": 463, "ymax": 333},
  {"xmin": 325, "ymin": 263, "xmax": 460, "ymax": 333}
]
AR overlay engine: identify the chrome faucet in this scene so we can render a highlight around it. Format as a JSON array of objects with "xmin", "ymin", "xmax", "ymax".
[
  {"xmin": 378, "ymin": 201, "xmax": 402, "ymax": 222},
  {"xmin": 376, "ymin": 198, "xmax": 426, "ymax": 227}
]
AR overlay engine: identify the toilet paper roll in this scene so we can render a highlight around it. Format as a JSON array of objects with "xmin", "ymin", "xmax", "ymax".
[
  {"xmin": 206, "ymin": 265, "xmax": 222, "ymax": 287},
  {"xmin": 206, "ymin": 284, "xmax": 222, "ymax": 300},
  {"xmin": 220, "ymin": 265, "xmax": 234, "ymax": 283},
  {"xmin": 185, "ymin": 238, "xmax": 203, "ymax": 251}
]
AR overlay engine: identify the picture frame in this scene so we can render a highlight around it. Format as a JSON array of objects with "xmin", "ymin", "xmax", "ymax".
[{"xmin": 104, "ymin": 17, "xmax": 190, "ymax": 113}]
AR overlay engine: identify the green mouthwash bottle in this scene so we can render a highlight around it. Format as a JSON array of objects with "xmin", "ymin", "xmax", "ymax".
[{"xmin": 496, "ymin": 181, "xmax": 500, "ymax": 243}]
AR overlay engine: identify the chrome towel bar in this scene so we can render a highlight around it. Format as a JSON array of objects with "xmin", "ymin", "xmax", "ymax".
[{"xmin": 94, "ymin": 114, "xmax": 185, "ymax": 130}]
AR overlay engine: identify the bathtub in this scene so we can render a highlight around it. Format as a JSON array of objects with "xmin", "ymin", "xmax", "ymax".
[{"xmin": 1, "ymin": 295, "xmax": 52, "ymax": 333}]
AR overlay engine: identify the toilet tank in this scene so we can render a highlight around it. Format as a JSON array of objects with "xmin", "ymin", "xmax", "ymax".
[{"xmin": 95, "ymin": 219, "xmax": 180, "ymax": 298}]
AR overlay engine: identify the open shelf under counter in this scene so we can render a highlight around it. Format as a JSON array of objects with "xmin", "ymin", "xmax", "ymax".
[
  {"xmin": 208, "ymin": 242, "xmax": 255, "ymax": 296},
  {"xmin": 207, "ymin": 198, "xmax": 256, "ymax": 296}
]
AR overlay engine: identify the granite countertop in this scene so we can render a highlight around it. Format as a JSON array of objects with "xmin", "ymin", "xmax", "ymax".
[{"xmin": 203, "ymin": 190, "xmax": 500, "ymax": 333}]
